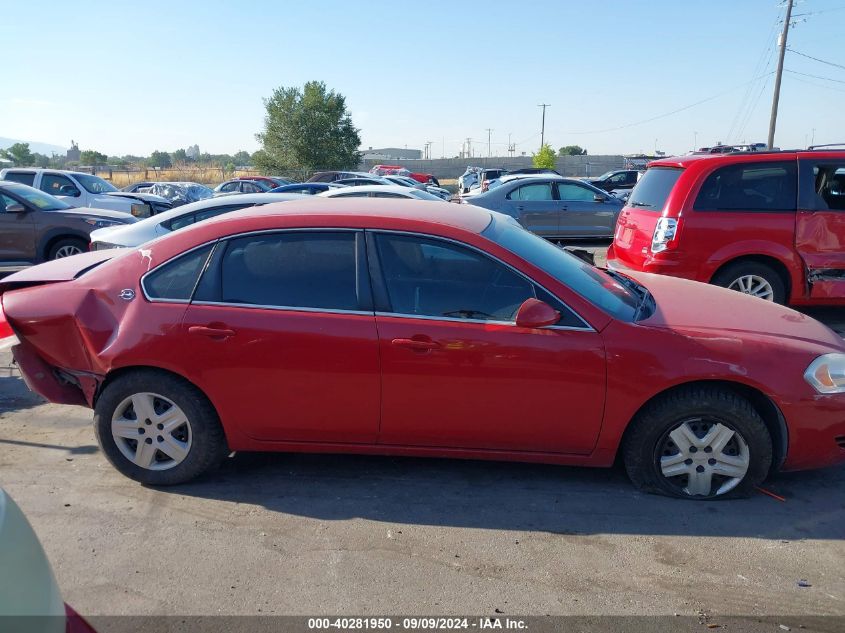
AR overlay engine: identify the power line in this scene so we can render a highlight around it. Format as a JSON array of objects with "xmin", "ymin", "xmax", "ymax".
[
  {"xmin": 786, "ymin": 69, "xmax": 845, "ymax": 84},
  {"xmin": 787, "ymin": 73, "xmax": 845, "ymax": 94},
  {"xmin": 554, "ymin": 72, "xmax": 775, "ymax": 136},
  {"xmin": 787, "ymin": 47, "xmax": 845, "ymax": 71},
  {"xmin": 736, "ymin": 72, "xmax": 773, "ymax": 142},
  {"xmin": 792, "ymin": 5, "xmax": 845, "ymax": 18}
]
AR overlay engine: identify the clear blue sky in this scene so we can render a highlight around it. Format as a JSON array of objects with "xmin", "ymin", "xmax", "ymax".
[{"xmin": 3, "ymin": 0, "xmax": 844, "ymax": 158}]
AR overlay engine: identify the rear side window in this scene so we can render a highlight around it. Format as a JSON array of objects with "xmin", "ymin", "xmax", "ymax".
[
  {"xmin": 507, "ymin": 183, "xmax": 553, "ymax": 201},
  {"xmin": 216, "ymin": 232, "xmax": 360, "ymax": 311},
  {"xmin": 556, "ymin": 182, "xmax": 596, "ymax": 201},
  {"xmin": 143, "ymin": 244, "xmax": 214, "ymax": 301},
  {"xmin": 627, "ymin": 167, "xmax": 682, "ymax": 211},
  {"xmin": 3, "ymin": 171, "xmax": 35, "ymax": 186},
  {"xmin": 693, "ymin": 161, "xmax": 797, "ymax": 212}
]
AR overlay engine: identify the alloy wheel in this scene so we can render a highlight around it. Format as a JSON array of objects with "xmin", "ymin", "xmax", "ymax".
[
  {"xmin": 111, "ymin": 392, "xmax": 192, "ymax": 471},
  {"xmin": 54, "ymin": 244, "xmax": 83, "ymax": 258},
  {"xmin": 727, "ymin": 275, "xmax": 775, "ymax": 301},
  {"xmin": 658, "ymin": 418, "xmax": 750, "ymax": 497}
]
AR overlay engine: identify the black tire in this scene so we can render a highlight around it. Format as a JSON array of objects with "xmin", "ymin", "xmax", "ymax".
[
  {"xmin": 711, "ymin": 261, "xmax": 787, "ymax": 304},
  {"xmin": 623, "ymin": 386, "xmax": 772, "ymax": 499},
  {"xmin": 94, "ymin": 370, "xmax": 228, "ymax": 485},
  {"xmin": 47, "ymin": 237, "xmax": 87, "ymax": 260}
]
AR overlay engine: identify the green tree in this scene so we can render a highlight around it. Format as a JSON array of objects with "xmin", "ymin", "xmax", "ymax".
[
  {"xmin": 80, "ymin": 150, "xmax": 108, "ymax": 165},
  {"xmin": 256, "ymin": 81, "xmax": 361, "ymax": 172},
  {"xmin": 233, "ymin": 150, "xmax": 251, "ymax": 166},
  {"xmin": 32, "ymin": 152, "xmax": 50, "ymax": 168},
  {"xmin": 0, "ymin": 142, "xmax": 34, "ymax": 166},
  {"xmin": 559, "ymin": 145, "xmax": 587, "ymax": 156},
  {"xmin": 532, "ymin": 144, "xmax": 557, "ymax": 170},
  {"xmin": 170, "ymin": 148, "xmax": 188, "ymax": 164},
  {"xmin": 147, "ymin": 150, "xmax": 172, "ymax": 168}
]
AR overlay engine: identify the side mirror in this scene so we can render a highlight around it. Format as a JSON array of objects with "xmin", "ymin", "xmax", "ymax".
[
  {"xmin": 60, "ymin": 185, "xmax": 81, "ymax": 197},
  {"xmin": 514, "ymin": 298, "xmax": 560, "ymax": 329},
  {"xmin": 594, "ymin": 193, "xmax": 607, "ymax": 202},
  {"xmin": 5, "ymin": 202, "xmax": 26, "ymax": 213}
]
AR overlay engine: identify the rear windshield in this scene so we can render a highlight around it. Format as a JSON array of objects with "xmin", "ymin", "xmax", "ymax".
[{"xmin": 626, "ymin": 167, "xmax": 683, "ymax": 211}]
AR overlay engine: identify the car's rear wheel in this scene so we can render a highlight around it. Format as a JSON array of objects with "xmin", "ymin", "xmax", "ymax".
[
  {"xmin": 94, "ymin": 371, "xmax": 228, "ymax": 485},
  {"xmin": 48, "ymin": 237, "xmax": 87, "ymax": 260},
  {"xmin": 712, "ymin": 261, "xmax": 786, "ymax": 304},
  {"xmin": 623, "ymin": 386, "xmax": 772, "ymax": 499}
]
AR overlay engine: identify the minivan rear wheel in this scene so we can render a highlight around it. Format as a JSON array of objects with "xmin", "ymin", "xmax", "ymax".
[
  {"xmin": 712, "ymin": 261, "xmax": 786, "ymax": 304},
  {"xmin": 623, "ymin": 386, "xmax": 772, "ymax": 499}
]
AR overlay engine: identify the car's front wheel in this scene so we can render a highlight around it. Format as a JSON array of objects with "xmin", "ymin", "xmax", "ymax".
[
  {"xmin": 48, "ymin": 237, "xmax": 87, "ymax": 260},
  {"xmin": 623, "ymin": 386, "xmax": 772, "ymax": 499},
  {"xmin": 94, "ymin": 370, "xmax": 228, "ymax": 485}
]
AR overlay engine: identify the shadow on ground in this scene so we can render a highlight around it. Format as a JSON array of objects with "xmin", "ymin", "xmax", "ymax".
[{"xmin": 169, "ymin": 450, "xmax": 845, "ymax": 540}]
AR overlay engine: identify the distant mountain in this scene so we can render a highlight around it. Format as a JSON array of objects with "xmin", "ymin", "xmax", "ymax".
[{"xmin": 0, "ymin": 137, "xmax": 66, "ymax": 156}]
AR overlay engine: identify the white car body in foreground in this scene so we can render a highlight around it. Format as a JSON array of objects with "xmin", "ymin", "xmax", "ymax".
[
  {"xmin": 89, "ymin": 192, "xmax": 305, "ymax": 249},
  {"xmin": 318, "ymin": 185, "xmax": 443, "ymax": 201}
]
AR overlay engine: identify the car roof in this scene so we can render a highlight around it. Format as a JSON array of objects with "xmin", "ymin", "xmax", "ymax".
[
  {"xmin": 320, "ymin": 184, "xmax": 420, "ymax": 196},
  {"xmin": 209, "ymin": 197, "xmax": 492, "ymax": 233},
  {"xmin": 648, "ymin": 149, "xmax": 845, "ymax": 169}
]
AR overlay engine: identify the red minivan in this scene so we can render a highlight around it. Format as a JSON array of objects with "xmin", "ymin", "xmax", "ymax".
[{"xmin": 607, "ymin": 149, "xmax": 845, "ymax": 305}]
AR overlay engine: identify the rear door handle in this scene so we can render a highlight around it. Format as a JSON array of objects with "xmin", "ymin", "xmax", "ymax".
[
  {"xmin": 391, "ymin": 338, "xmax": 440, "ymax": 351},
  {"xmin": 188, "ymin": 325, "xmax": 236, "ymax": 339}
]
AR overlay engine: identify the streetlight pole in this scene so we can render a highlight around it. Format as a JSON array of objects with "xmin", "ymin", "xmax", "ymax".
[
  {"xmin": 767, "ymin": 0, "xmax": 794, "ymax": 149},
  {"xmin": 538, "ymin": 104, "xmax": 550, "ymax": 150},
  {"xmin": 485, "ymin": 128, "xmax": 493, "ymax": 159}
]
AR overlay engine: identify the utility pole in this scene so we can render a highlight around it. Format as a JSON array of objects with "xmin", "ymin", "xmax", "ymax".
[
  {"xmin": 465, "ymin": 137, "xmax": 473, "ymax": 159},
  {"xmin": 767, "ymin": 0, "xmax": 794, "ymax": 149},
  {"xmin": 538, "ymin": 104, "xmax": 550, "ymax": 150},
  {"xmin": 425, "ymin": 140, "xmax": 433, "ymax": 160},
  {"xmin": 508, "ymin": 133, "xmax": 514, "ymax": 158},
  {"xmin": 485, "ymin": 128, "xmax": 493, "ymax": 158}
]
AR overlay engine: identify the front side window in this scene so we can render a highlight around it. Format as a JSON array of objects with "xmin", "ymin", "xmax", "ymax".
[
  {"xmin": 143, "ymin": 244, "xmax": 214, "ymax": 301},
  {"xmin": 73, "ymin": 173, "xmax": 118, "ymax": 193},
  {"xmin": 216, "ymin": 232, "xmax": 359, "ymax": 311},
  {"xmin": 507, "ymin": 183, "xmax": 553, "ymax": 201},
  {"xmin": 557, "ymin": 182, "xmax": 596, "ymax": 201},
  {"xmin": 375, "ymin": 233, "xmax": 573, "ymax": 323},
  {"xmin": 41, "ymin": 174, "xmax": 75, "ymax": 196},
  {"xmin": 4, "ymin": 186, "xmax": 71, "ymax": 210},
  {"xmin": 219, "ymin": 182, "xmax": 239, "ymax": 193},
  {"xmin": 693, "ymin": 161, "xmax": 797, "ymax": 212}
]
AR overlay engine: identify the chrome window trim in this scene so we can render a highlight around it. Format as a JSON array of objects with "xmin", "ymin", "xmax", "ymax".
[
  {"xmin": 374, "ymin": 311, "xmax": 593, "ymax": 331},
  {"xmin": 368, "ymin": 229, "xmax": 595, "ymax": 332},
  {"xmin": 191, "ymin": 300, "xmax": 373, "ymax": 317}
]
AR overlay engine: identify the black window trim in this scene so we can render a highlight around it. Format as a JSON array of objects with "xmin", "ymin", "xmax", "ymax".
[
  {"xmin": 184, "ymin": 227, "xmax": 374, "ymax": 316},
  {"xmin": 366, "ymin": 229, "xmax": 593, "ymax": 331}
]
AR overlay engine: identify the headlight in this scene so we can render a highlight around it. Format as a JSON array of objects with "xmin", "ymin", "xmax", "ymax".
[
  {"xmin": 804, "ymin": 353, "xmax": 845, "ymax": 394},
  {"xmin": 130, "ymin": 202, "xmax": 151, "ymax": 218},
  {"xmin": 84, "ymin": 218, "xmax": 122, "ymax": 229}
]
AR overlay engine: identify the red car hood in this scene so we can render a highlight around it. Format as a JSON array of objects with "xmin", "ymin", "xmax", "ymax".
[
  {"xmin": 0, "ymin": 251, "xmax": 119, "ymax": 291},
  {"xmin": 626, "ymin": 271, "xmax": 845, "ymax": 349}
]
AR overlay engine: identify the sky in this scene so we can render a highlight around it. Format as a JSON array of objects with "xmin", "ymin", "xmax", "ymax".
[{"xmin": 3, "ymin": 0, "xmax": 845, "ymax": 159}]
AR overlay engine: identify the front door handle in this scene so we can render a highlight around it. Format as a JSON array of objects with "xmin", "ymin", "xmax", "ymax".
[
  {"xmin": 188, "ymin": 325, "xmax": 236, "ymax": 339},
  {"xmin": 391, "ymin": 337, "xmax": 440, "ymax": 351}
]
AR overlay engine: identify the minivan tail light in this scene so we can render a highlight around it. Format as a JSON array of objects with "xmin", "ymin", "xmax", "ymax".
[{"xmin": 651, "ymin": 217, "xmax": 678, "ymax": 253}]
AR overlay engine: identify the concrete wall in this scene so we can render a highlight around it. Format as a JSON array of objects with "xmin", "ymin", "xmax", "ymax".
[{"xmin": 360, "ymin": 155, "xmax": 626, "ymax": 180}]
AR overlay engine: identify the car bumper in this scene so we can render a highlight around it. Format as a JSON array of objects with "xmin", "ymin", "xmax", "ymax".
[
  {"xmin": 781, "ymin": 394, "xmax": 845, "ymax": 471},
  {"xmin": 606, "ymin": 245, "xmax": 703, "ymax": 280}
]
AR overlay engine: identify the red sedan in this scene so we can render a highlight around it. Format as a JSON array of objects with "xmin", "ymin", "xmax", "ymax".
[{"xmin": 2, "ymin": 199, "xmax": 844, "ymax": 499}]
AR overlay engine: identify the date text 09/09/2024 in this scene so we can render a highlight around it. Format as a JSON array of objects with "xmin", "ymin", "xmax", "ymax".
[{"xmin": 307, "ymin": 617, "xmax": 528, "ymax": 630}]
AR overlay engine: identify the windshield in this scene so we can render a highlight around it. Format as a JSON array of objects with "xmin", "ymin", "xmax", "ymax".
[
  {"xmin": 481, "ymin": 214, "xmax": 638, "ymax": 321},
  {"xmin": 74, "ymin": 173, "xmax": 119, "ymax": 193},
  {"xmin": 408, "ymin": 189, "xmax": 443, "ymax": 201},
  {"xmin": 626, "ymin": 167, "xmax": 683, "ymax": 211},
  {"xmin": 9, "ymin": 186, "xmax": 73, "ymax": 211}
]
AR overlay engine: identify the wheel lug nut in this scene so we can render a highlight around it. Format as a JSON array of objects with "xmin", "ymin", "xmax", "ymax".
[
  {"xmin": 156, "ymin": 423, "xmax": 164, "ymax": 430},
  {"xmin": 144, "ymin": 438, "xmax": 153, "ymax": 444},
  {"xmin": 689, "ymin": 446, "xmax": 698, "ymax": 453},
  {"xmin": 145, "ymin": 419, "xmax": 152, "ymax": 426},
  {"xmin": 138, "ymin": 428, "xmax": 145, "ymax": 435},
  {"xmin": 684, "ymin": 458, "xmax": 693, "ymax": 465},
  {"xmin": 157, "ymin": 436, "xmax": 163, "ymax": 443},
  {"xmin": 704, "ymin": 446, "xmax": 713, "ymax": 453},
  {"xmin": 708, "ymin": 458, "xmax": 717, "ymax": 465},
  {"xmin": 696, "ymin": 465, "xmax": 705, "ymax": 473}
]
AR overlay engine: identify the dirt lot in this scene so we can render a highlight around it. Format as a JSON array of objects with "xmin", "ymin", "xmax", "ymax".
[{"xmin": 1, "ymin": 326, "xmax": 844, "ymax": 620}]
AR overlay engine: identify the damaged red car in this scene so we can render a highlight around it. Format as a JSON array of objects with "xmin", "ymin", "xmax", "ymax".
[
  {"xmin": 2, "ymin": 199, "xmax": 845, "ymax": 499},
  {"xmin": 608, "ymin": 148, "xmax": 845, "ymax": 305}
]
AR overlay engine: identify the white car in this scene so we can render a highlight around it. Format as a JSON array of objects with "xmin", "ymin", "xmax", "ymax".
[
  {"xmin": 89, "ymin": 192, "xmax": 304, "ymax": 249},
  {"xmin": 0, "ymin": 168, "xmax": 171, "ymax": 218},
  {"xmin": 318, "ymin": 185, "xmax": 443, "ymax": 200},
  {"xmin": 384, "ymin": 175, "xmax": 452, "ymax": 201}
]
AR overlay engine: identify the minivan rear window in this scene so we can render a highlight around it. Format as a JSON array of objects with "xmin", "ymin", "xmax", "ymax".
[{"xmin": 626, "ymin": 167, "xmax": 683, "ymax": 212}]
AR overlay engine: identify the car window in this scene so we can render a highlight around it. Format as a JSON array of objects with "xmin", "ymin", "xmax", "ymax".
[
  {"xmin": 507, "ymin": 183, "xmax": 553, "ymax": 201},
  {"xmin": 217, "ymin": 232, "xmax": 359, "ymax": 311},
  {"xmin": 73, "ymin": 173, "xmax": 118, "ymax": 193},
  {"xmin": 607, "ymin": 173, "xmax": 627, "ymax": 185},
  {"xmin": 556, "ymin": 182, "xmax": 596, "ymax": 202},
  {"xmin": 2, "ymin": 171, "xmax": 35, "ymax": 186},
  {"xmin": 693, "ymin": 161, "xmax": 797, "ymax": 212},
  {"xmin": 219, "ymin": 182, "xmax": 239, "ymax": 193},
  {"xmin": 41, "ymin": 174, "xmax": 75, "ymax": 196},
  {"xmin": 332, "ymin": 192, "xmax": 367, "ymax": 198},
  {"xmin": 2, "ymin": 185, "xmax": 71, "ymax": 210},
  {"xmin": 195, "ymin": 206, "xmax": 243, "ymax": 222},
  {"xmin": 242, "ymin": 182, "xmax": 264, "ymax": 193},
  {"xmin": 0, "ymin": 194, "xmax": 17, "ymax": 212},
  {"xmin": 143, "ymin": 244, "xmax": 214, "ymax": 301},
  {"xmin": 375, "ymin": 233, "xmax": 539, "ymax": 322},
  {"xmin": 373, "ymin": 192, "xmax": 406, "ymax": 198},
  {"xmin": 627, "ymin": 167, "xmax": 683, "ymax": 211},
  {"xmin": 166, "ymin": 213, "xmax": 196, "ymax": 231},
  {"xmin": 809, "ymin": 163, "xmax": 845, "ymax": 211}
]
